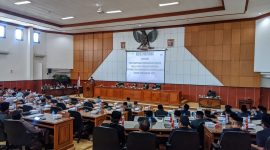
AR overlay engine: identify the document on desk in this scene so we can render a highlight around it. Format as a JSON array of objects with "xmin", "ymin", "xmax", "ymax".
[{"xmin": 124, "ymin": 121, "xmax": 138, "ymax": 129}]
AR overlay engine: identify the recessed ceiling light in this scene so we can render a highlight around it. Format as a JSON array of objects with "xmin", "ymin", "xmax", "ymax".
[
  {"xmin": 105, "ymin": 10, "xmax": 122, "ymax": 14},
  {"xmin": 14, "ymin": 1, "xmax": 31, "ymax": 5},
  {"xmin": 259, "ymin": 12, "xmax": 262, "ymax": 15},
  {"xmin": 61, "ymin": 16, "xmax": 74, "ymax": 20},
  {"xmin": 159, "ymin": 2, "xmax": 179, "ymax": 7}
]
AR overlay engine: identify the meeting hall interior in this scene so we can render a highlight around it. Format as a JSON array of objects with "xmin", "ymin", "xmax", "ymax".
[{"xmin": 1, "ymin": 0, "xmax": 270, "ymax": 150}]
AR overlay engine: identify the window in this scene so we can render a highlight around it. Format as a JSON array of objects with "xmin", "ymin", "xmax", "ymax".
[
  {"xmin": 33, "ymin": 32, "xmax": 40, "ymax": 43},
  {"xmin": 0, "ymin": 25, "xmax": 5, "ymax": 38},
  {"xmin": 15, "ymin": 28, "xmax": 23, "ymax": 40}
]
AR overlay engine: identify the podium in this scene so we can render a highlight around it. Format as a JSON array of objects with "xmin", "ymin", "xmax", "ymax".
[{"xmin": 83, "ymin": 81, "xmax": 95, "ymax": 98}]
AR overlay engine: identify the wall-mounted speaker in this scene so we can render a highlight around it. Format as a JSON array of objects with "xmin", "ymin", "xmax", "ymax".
[{"xmin": 47, "ymin": 68, "xmax": 52, "ymax": 75}]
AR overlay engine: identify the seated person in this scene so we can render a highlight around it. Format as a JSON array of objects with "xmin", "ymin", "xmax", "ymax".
[
  {"xmin": 123, "ymin": 102, "xmax": 133, "ymax": 121},
  {"xmin": 143, "ymin": 83, "xmax": 149, "ymax": 89},
  {"xmin": 252, "ymin": 106, "xmax": 267, "ymax": 120},
  {"xmin": 204, "ymin": 110, "xmax": 216, "ymax": 122},
  {"xmin": 123, "ymin": 102, "xmax": 128, "ymax": 110},
  {"xmin": 252, "ymin": 114, "xmax": 270, "ymax": 150},
  {"xmin": 238, "ymin": 105, "xmax": 250, "ymax": 118},
  {"xmin": 180, "ymin": 104, "xmax": 190, "ymax": 116},
  {"xmin": 207, "ymin": 90, "xmax": 216, "ymax": 97},
  {"xmin": 11, "ymin": 110, "xmax": 46, "ymax": 150},
  {"xmin": 145, "ymin": 111, "xmax": 157, "ymax": 123},
  {"xmin": 190, "ymin": 111, "xmax": 205, "ymax": 129},
  {"xmin": 219, "ymin": 114, "xmax": 243, "ymax": 141},
  {"xmin": 168, "ymin": 116, "xmax": 194, "ymax": 142},
  {"xmin": 16, "ymin": 89, "xmax": 24, "ymax": 98},
  {"xmin": 94, "ymin": 96, "xmax": 102, "ymax": 104},
  {"xmin": 152, "ymin": 84, "xmax": 161, "ymax": 90},
  {"xmin": 155, "ymin": 104, "xmax": 168, "ymax": 117},
  {"xmin": 40, "ymin": 98, "xmax": 46, "ymax": 106},
  {"xmin": 45, "ymin": 95, "xmax": 52, "ymax": 103},
  {"xmin": 126, "ymin": 97, "xmax": 132, "ymax": 109},
  {"xmin": 223, "ymin": 105, "xmax": 236, "ymax": 116},
  {"xmin": 102, "ymin": 111, "xmax": 125, "ymax": 147},
  {"xmin": 133, "ymin": 101, "xmax": 141, "ymax": 110},
  {"xmin": 0, "ymin": 102, "xmax": 11, "ymax": 122},
  {"xmin": 5, "ymin": 93, "xmax": 17, "ymax": 105}
]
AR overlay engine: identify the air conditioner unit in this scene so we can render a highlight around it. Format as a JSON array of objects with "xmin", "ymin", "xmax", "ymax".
[
  {"xmin": 261, "ymin": 72, "xmax": 270, "ymax": 78},
  {"xmin": 34, "ymin": 53, "xmax": 46, "ymax": 57},
  {"xmin": 0, "ymin": 50, "xmax": 9, "ymax": 55}
]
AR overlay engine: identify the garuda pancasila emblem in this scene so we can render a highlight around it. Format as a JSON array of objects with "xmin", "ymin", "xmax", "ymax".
[{"xmin": 133, "ymin": 29, "xmax": 158, "ymax": 50}]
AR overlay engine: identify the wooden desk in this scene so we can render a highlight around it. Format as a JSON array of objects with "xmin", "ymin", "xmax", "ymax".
[
  {"xmin": 204, "ymin": 121, "xmax": 263, "ymax": 150},
  {"xmin": 79, "ymin": 110, "xmax": 107, "ymax": 127},
  {"xmin": 123, "ymin": 121, "xmax": 172, "ymax": 138},
  {"xmin": 199, "ymin": 97, "xmax": 221, "ymax": 109},
  {"xmin": 23, "ymin": 114, "xmax": 74, "ymax": 150},
  {"xmin": 94, "ymin": 87, "xmax": 181, "ymax": 105},
  {"xmin": 42, "ymin": 87, "xmax": 83, "ymax": 96}
]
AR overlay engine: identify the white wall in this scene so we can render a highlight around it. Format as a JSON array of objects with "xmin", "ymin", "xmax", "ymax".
[
  {"xmin": 261, "ymin": 78, "xmax": 270, "ymax": 88},
  {"xmin": 0, "ymin": 24, "xmax": 73, "ymax": 81},
  {"xmin": 46, "ymin": 33, "xmax": 73, "ymax": 69},
  {"xmin": 92, "ymin": 27, "xmax": 223, "ymax": 86},
  {"xmin": 255, "ymin": 17, "xmax": 270, "ymax": 72},
  {"xmin": 0, "ymin": 25, "xmax": 28, "ymax": 81}
]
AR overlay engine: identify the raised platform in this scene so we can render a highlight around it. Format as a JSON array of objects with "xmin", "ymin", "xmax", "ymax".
[{"xmin": 94, "ymin": 86, "xmax": 182, "ymax": 105}]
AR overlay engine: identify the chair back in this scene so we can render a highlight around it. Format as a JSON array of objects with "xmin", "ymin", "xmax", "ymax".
[
  {"xmin": 71, "ymin": 98, "xmax": 78, "ymax": 105},
  {"xmin": 125, "ymin": 108, "xmax": 133, "ymax": 121},
  {"xmin": 197, "ymin": 122, "xmax": 205, "ymax": 147},
  {"xmin": 168, "ymin": 130, "xmax": 200, "ymax": 150},
  {"xmin": 83, "ymin": 102, "xmax": 93, "ymax": 111},
  {"xmin": 126, "ymin": 131, "xmax": 156, "ymax": 150},
  {"xmin": 220, "ymin": 131, "xmax": 251, "ymax": 150},
  {"xmin": 265, "ymin": 136, "xmax": 270, "ymax": 150},
  {"xmin": 4, "ymin": 120, "xmax": 32, "ymax": 146},
  {"xmin": 93, "ymin": 126, "xmax": 121, "ymax": 150},
  {"xmin": 51, "ymin": 99, "xmax": 58, "ymax": 104},
  {"xmin": 22, "ymin": 105, "xmax": 33, "ymax": 112},
  {"xmin": 68, "ymin": 111, "xmax": 83, "ymax": 133},
  {"xmin": 57, "ymin": 103, "xmax": 66, "ymax": 110},
  {"xmin": 0, "ymin": 120, "xmax": 6, "ymax": 141},
  {"xmin": 50, "ymin": 107, "xmax": 62, "ymax": 114}
]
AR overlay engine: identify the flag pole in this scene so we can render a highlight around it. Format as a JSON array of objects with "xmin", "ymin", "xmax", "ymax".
[{"xmin": 77, "ymin": 72, "xmax": 81, "ymax": 97}]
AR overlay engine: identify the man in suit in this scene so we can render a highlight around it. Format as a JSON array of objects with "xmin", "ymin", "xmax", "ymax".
[
  {"xmin": 155, "ymin": 104, "xmax": 168, "ymax": 117},
  {"xmin": 0, "ymin": 102, "xmax": 10, "ymax": 122},
  {"xmin": 219, "ymin": 114, "xmax": 243, "ymax": 143},
  {"xmin": 180, "ymin": 104, "xmax": 191, "ymax": 116},
  {"xmin": 252, "ymin": 114, "xmax": 270, "ymax": 150},
  {"xmin": 168, "ymin": 116, "xmax": 194, "ymax": 142},
  {"xmin": 102, "ymin": 111, "xmax": 125, "ymax": 147},
  {"xmin": 238, "ymin": 105, "xmax": 250, "ymax": 118},
  {"xmin": 11, "ymin": 110, "xmax": 47, "ymax": 150},
  {"xmin": 191, "ymin": 111, "xmax": 205, "ymax": 129}
]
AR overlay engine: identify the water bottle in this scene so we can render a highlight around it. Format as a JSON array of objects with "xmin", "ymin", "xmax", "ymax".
[
  {"xmin": 222, "ymin": 118, "xmax": 226, "ymax": 129},
  {"xmin": 52, "ymin": 111, "xmax": 55, "ymax": 120},
  {"xmin": 225, "ymin": 114, "xmax": 229, "ymax": 124},
  {"xmin": 148, "ymin": 117, "xmax": 152, "ymax": 128},
  {"xmin": 174, "ymin": 119, "xmax": 178, "ymax": 128},
  {"xmin": 248, "ymin": 115, "xmax": 250, "ymax": 123},
  {"xmin": 245, "ymin": 117, "xmax": 249, "ymax": 129},
  {"xmin": 121, "ymin": 115, "xmax": 125, "ymax": 126}
]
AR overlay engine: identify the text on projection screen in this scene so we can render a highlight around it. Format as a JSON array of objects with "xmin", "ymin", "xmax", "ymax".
[{"xmin": 126, "ymin": 51, "xmax": 165, "ymax": 83}]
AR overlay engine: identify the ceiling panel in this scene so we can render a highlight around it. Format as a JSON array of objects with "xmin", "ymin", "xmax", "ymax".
[
  {"xmin": 0, "ymin": 0, "xmax": 270, "ymax": 33},
  {"xmin": 0, "ymin": 0, "xmax": 222, "ymax": 24}
]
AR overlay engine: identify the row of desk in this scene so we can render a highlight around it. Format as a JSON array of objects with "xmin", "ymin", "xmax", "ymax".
[
  {"xmin": 94, "ymin": 86, "xmax": 181, "ymax": 105},
  {"xmin": 42, "ymin": 87, "xmax": 83, "ymax": 96}
]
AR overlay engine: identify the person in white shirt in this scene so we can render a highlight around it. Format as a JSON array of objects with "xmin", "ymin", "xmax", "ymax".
[{"xmin": 94, "ymin": 96, "xmax": 102, "ymax": 104}]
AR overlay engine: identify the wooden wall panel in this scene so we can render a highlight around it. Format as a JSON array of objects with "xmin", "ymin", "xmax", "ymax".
[
  {"xmin": 185, "ymin": 20, "xmax": 260, "ymax": 87},
  {"xmin": 71, "ymin": 32, "xmax": 113, "ymax": 80}
]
